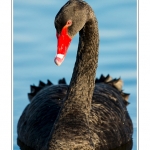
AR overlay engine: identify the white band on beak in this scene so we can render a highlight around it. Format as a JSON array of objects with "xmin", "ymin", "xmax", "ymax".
[{"xmin": 56, "ymin": 54, "xmax": 64, "ymax": 59}]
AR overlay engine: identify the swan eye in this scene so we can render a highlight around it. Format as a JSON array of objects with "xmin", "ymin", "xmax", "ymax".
[{"xmin": 66, "ymin": 20, "xmax": 72, "ymax": 27}]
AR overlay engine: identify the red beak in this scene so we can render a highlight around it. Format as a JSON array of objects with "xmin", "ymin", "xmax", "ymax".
[{"xmin": 54, "ymin": 26, "xmax": 72, "ymax": 66}]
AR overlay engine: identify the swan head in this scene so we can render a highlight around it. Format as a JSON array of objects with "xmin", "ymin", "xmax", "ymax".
[{"xmin": 54, "ymin": 0, "xmax": 89, "ymax": 66}]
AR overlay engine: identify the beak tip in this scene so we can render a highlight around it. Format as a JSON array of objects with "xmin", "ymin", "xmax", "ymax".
[
  {"xmin": 54, "ymin": 59, "xmax": 61, "ymax": 66},
  {"xmin": 54, "ymin": 55, "xmax": 64, "ymax": 66}
]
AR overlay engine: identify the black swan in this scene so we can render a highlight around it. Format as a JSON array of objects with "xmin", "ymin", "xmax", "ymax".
[{"xmin": 17, "ymin": 0, "xmax": 133, "ymax": 150}]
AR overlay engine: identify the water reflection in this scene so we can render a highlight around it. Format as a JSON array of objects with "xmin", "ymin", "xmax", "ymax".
[{"xmin": 17, "ymin": 138, "xmax": 133, "ymax": 150}]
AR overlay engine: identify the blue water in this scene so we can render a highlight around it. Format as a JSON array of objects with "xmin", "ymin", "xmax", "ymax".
[{"xmin": 13, "ymin": 0, "xmax": 137, "ymax": 149}]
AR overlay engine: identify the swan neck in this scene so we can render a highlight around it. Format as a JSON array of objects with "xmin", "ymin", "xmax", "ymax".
[{"xmin": 67, "ymin": 16, "xmax": 99, "ymax": 112}]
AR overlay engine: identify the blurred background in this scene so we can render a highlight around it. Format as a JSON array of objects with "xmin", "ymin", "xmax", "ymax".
[{"xmin": 13, "ymin": 0, "xmax": 137, "ymax": 149}]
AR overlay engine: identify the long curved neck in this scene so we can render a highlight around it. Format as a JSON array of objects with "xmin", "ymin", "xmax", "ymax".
[
  {"xmin": 67, "ymin": 17, "xmax": 99, "ymax": 113},
  {"xmin": 49, "ymin": 15, "xmax": 99, "ymax": 149}
]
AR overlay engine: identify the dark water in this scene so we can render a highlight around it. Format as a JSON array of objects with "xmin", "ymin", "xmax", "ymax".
[{"xmin": 13, "ymin": 0, "xmax": 137, "ymax": 149}]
